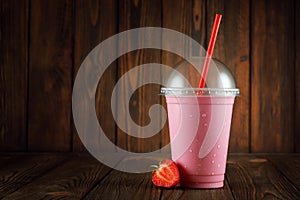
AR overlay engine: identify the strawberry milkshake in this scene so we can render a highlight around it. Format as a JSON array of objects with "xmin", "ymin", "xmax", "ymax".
[{"xmin": 162, "ymin": 91, "xmax": 238, "ymax": 188}]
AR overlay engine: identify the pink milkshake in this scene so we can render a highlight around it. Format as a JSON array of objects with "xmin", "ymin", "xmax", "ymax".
[{"xmin": 161, "ymin": 88, "xmax": 239, "ymax": 188}]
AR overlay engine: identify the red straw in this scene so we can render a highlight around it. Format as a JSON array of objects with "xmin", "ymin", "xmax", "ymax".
[{"xmin": 198, "ymin": 14, "xmax": 222, "ymax": 88}]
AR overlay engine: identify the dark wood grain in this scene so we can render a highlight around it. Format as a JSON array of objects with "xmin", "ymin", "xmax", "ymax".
[
  {"xmin": 117, "ymin": 0, "xmax": 162, "ymax": 152},
  {"xmin": 0, "ymin": 0, "xmax": 28, "ymax": 151},
  {"xmin": 161, "ymin": 0, "xmax": 200, "ymax": 73},
  {"xmin": 0, "ymin": 154, "xmax": 299, "ymax": 199},
  {"xmin": 226, "ymin": 154, "xmax": 300, "ymax": 199},
  {"xmin": 28, "ymin": 0, "xmax": 73, "ymax": 151},
  {"xmin": 162, "ymin": 0, "xmax": 194, "ymax": 65},
  {"xmin": 0, "ymin": 154, "xmax": 67, "ymax": 198},
  {"xmin": 267, "ymin": 154, "xmax": 300, "ymax": 189},
  {"xmin": 207, "ymin": 0, "xmax": 250, "ymax": 153},
  {"xmin": 0, "ymin": 0, "xmax": 299, "ymax": 154},
  {"xmin": 3, "ymin": 154, "xmax": 111, "ymax": 199},
  {"xmin": 84, "ymin": 171, "xmax": 161, "ymax": 199},
  {"xmin": 251, "ymin": 0, "xmax": 295, "ymax": 152},
  {"xmin": 160, "ymin": 180, "xmax": 233, "ymax": 200},
  {"xmin": 73, "ymin": 0, "xmax": 117, "ymax": 152},
  {"xmin": 296, "ymin": 0, "xmax": 300, "ymax": 153},
  {"xmin": 191, "ymin": 0, "xmax": 206, "ymax": 56},
  {"xmin": 161, "ymin": 0, "xmax": 204, "ymax": 150},
  {"xmin": 225, "ymin": 158, "xmax": 255, "ymax": 199}
]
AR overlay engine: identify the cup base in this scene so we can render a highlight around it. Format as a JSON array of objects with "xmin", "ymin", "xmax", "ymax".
[
  {"xmin": 180, "ymin": 174, "xmax": 224, "ymax": 188},
  {"xmin": 180, "ymin": 181, "xmax": 223, "ymax": 189}
]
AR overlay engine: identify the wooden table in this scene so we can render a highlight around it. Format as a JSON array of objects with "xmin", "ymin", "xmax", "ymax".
[{"xmin": 0, "ymin": 153, "xmax": 299, "ymax": 199}]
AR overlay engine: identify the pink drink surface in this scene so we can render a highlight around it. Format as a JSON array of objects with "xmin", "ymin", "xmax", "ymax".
[{"xmin": 166, "ymin": 96, "xmax": 235, "ymax": 188}]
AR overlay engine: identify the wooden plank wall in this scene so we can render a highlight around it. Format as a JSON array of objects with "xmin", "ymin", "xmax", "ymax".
[
  {"xmin": 0, "ymin": 0, "xmax": 299, "ymax": 153},
  {"xmin": 251, "ymin": 0, "xmax": 295, "ymax": 152},
  {"xmin": 0, "ymin": 0, "xmax": 28, "ymax": 151},
  {"xmin": 72, "ymin": 0, "xmax": 117, "ymax": 152},
  {"xmin": 28, "ymin": 0, "xmax": 73, "ymax": 151}
]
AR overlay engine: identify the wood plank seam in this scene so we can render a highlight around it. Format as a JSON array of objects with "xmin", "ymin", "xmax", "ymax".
[
  {"xmin": 70, "ymin": 0, "xmax": 75, "ymax": 152},
  {"xmin": 81, "ymin": 167, "xmax": 115, "ymax": 199},
  {"xmin": 25, "ymin": 0, "xmax": 31, "ymax": 152},
  {"xmin": 294, "ymin": 0, "xmax": 300, "ymax": 153},
  {"xmin": 249, "ymin": 0, "xmax": 253, "ymax": 153}
]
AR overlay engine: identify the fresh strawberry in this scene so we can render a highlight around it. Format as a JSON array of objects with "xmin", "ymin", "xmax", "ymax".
[{"xmin": 151, "ymin": 159, "xmax": 180, "ymax": 188}]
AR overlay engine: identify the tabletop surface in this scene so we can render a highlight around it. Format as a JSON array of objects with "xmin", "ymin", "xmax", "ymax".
[{"xmin": 0, "ymin": 153, "xmax": 299, "ymax": 200}]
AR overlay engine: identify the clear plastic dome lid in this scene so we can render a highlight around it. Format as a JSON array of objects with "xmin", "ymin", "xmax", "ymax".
[{"xmin": 161, "ymin": 58, "xmax": 240, "ymax": 96}]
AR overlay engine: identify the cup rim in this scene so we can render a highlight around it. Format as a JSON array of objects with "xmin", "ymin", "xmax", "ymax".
[{"xmin": 160, "ymin": 87, "xmax": 240, "ymax": 96}]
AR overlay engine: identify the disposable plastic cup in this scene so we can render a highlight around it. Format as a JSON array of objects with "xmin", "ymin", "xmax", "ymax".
[{"xmin": 161, "ymin": 88, "xmax": 239, "ymax": 188}]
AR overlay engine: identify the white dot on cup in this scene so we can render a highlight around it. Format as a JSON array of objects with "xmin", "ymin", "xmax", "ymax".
[
  {"xmin": 211, "ymin": 172, "xmax": 215, "ymax": 175},
  {"xmin": 217, "ymin": 145, "xmax": 221, "ymax": 149},
  {"xmin": 211, "ymin": 160, "xmax": 215, "ymax": 164},
  {"xmin": 213, "ymin": 154, "xmax": 216, "ymax": 157},
  {"xmin": 217, "ymin": 164, "xmax": 220, "ymax": 168},
  {"xmin": 204, "ymin": 123, "xmax": 208, "ymax": 127},
  {"xmin": 201, "ymin": 113, "xmax": 207, "ymax": 117},
  {"xmin": 189, "ymin": 149, "xmax": 193, "ymax": 153}
]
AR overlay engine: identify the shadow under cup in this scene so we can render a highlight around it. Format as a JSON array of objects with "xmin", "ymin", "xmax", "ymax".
[{"xmin": 161, "ymin": 88, "xmax": 239, "ymax": 188}]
